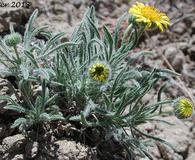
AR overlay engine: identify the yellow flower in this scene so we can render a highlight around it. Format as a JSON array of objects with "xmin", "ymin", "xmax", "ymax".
[
  {"xmin": 129, "ymin": 2, "xmax": 170, "ymax": 31},
  {"xmin": 174, "ymin": 97, "xmax": 193, "ymax": 119},
  {"xmin": 89, "ymin": 62, "xmax": 110, "ymax": 82}
]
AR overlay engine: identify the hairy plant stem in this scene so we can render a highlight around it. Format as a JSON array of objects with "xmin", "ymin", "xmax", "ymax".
[
  {"xmin": 13, "ymin": 45, "xmax": 21, "ymax": 65},
  {"xmin": 122, "ymin": 24, "xmax": 133, "ymax": 44}
]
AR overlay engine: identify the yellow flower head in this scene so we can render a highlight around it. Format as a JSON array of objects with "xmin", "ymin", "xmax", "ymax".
[
  {"xmin": 129, "ymin": 2, "xmax": 170, "ymax": 31},
  {"xmin": 89, "ymin": 62, "xmax": 111, "ymax": 83},
  {"xmin": 174, "ymin": 97, "xmax": 193, "ymax": 119}
]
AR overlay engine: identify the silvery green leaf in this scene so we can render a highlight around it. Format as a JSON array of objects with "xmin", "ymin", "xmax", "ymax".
[
  {"xmin": 127, "ymin": 51, "xmax": 153, "ymax": 64},
  {"xmin": 42, "ymin": 32, "xmax": 65, "ymax": 55},
  {"xmin": 11, "ymin": 118, "xmax": 27, "ymax": 128},
  {"xmin": 0, "ymin": 96, "xmax": 18, "ymax": 105},
  {"xmin": 39, "ymin": 113, "xmax": 50, "ymax": 121},
  {"xmin": 125, "ymin": 69, "xmax": 142, "ymax": 79},
  {"xmin": 157, "ymin": 69, "xmax": 180, "ymax": 77},
  {"xmin": 34, "ymin": 68, "xmax": 50, "ymax": 80},
  {"xmin": 4, "ymin": 105, "xmax": 26, "ymax": 113},
  {"xmin": 114, "ymin": 13, "xmax": 127, "ymax": 50},
  {"xmin": 86, "ymin": 16, "xmax": 100, "ymax": 39},
  {"xmin": 49, "ymin": 114, "xmax": 65, "ymax": 121},
  {"xmin": 20, "ymin": 65, "xmax": 29, "ymax": 80},
  {"xmin": 23, "ymin": 50, "xmax": 39, "ymax": 67},
  {"xmin": 0, "ymin": 69, "xmax": 13, "ymax": 76},
  {"xmin": 24, "ymin": 9, "xmax": 39, "ymax": 50}
]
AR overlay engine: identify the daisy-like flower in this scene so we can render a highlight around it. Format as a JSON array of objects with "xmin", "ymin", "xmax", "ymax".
[
  {"xmin": 174, "ymin": 97, "xmax": 193, "ymax": 119},
  {"xmin": 89, "ymin": 62, "xmax": 111, "ymax": 83},
  {"xmin": 129, "ymin": 2, "xmax": 170, "ymax": 31}
]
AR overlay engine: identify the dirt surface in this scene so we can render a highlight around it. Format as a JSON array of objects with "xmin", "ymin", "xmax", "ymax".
[{"xmin": 0, "ymin": 0, "xmax": 195, "ymax": 159}]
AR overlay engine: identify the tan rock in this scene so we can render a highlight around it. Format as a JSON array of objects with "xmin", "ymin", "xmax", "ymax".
[
  {"xmin": 2, "ymin": 134, "xmax": 26, "ymax": 152},
  {"xmin": 55, "ymin": 139, "xmax": 96, "ymax": 160}
]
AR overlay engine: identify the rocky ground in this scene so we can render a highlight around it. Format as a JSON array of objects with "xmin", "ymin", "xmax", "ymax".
[{"xmin": 0, "ymin": 0, "xmax": 195, "ymax": 159}]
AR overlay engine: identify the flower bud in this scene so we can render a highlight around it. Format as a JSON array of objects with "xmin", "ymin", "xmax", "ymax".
[
  {"xmin": 4, "ymin": 33, "xmax": 22, "ymax": 47},
  {"xmin": 88, "ymin": 62, "xmax": 111, "ymax": 83},
  {"xmin": 174, "ymin": 97, "xmax": 193, "ymax": 119}
]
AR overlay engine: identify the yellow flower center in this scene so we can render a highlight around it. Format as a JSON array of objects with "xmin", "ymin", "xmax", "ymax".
[{"xmin": 89, "ymin": 63, "xmax": 110, "ymax": 82}]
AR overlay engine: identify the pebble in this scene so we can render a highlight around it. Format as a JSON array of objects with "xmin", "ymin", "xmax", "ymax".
[
  {"xmin": 2, "ymin": 134, "xmax": 26, "ymax": 152},
  {"xmin": 174, "ymin": 22, "xmax": 186, "ymax": 34},
  {"xmin": 164, "ymin": 46, "xmax": 185, "ymax": 72},
  {"xmin": 172, "ymin": 54, "xmax": 184, "ymax": 72},
  {"xmin": 12, "ymin": 154, "xmax": 24, "ymax": 160},
  {"xmin": 73, "ymin": 0, "xmax": 82, "ymax": 9},
  {"xmin": 164, "ymin": 46, "xmax": 178, "ymax": 62}
]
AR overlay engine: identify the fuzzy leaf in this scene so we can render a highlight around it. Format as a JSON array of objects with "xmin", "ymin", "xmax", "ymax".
[
  {"xmin": 23, "ymin": 50, "xmax": 39, "ymax": 67},
  {"xmin": 127, "ymin": 51, "xmax": 153, "ymax": 64},
  {"xmin": 103, "ymin": 25, "xmax": 113, "ymax": 59},
  {"xmin": 49, "ymin": 114, "xmax": 65, "ymax": 121},
  {"xmin": 0, "ymin": 96, "xmax": 18, "ymax": 105},
  {"xmin": 4, "ymin": 105, "xmax": 26, "ymax": 113},
  {"xmin": 86, "ymin": 16, "xmax": 100, "ymax": 39},
  {"xmin": 39, "ymin": 113, "xmax": 50, "ymax": 121},
  {"xmin": 20, "ymin": 65, "xmax": 29, "ymax": 80},
  {"xmin": 24, "ymin": 9, "xmax": 39, "ymax": 49},
  {"xmin": 11, "ymin": 118, "xmax": 27, "ymax": 128},
  {"xmin": 42, "ymin": 32, "xmax": 65, "ymax": 55}
]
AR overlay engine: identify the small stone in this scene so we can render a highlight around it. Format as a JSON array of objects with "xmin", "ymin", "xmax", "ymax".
[
  {"xmin": 164, "ymin": 46, "xmax": 185, "ymax": 72},
  {"xmin": 138, "ymin": 122, "xmax": 155, "ymax": 133},
  {"xmin": 164, "ymin": 46, "xmax": 178, "ymax": 62},
  {"xmin": 73, "ymin": 0, "xmax": 82, "ymax": 9},
  {"xmin": 148, "ymin": 144, "xmax": 161, "ymax": 159},
  {"xmin": 12, "ymin": 154, "xmax": 24, "ymax": 160},
  {"xmin": 2, "ymin": 134, "xmax": 26, "ymax": 152},
  {"xmin": 172, "ymin": 54, "xmax": 184, "ymax": 72},
  {"xmin": 174, "ymin": 22, "xmax": 186, "ymax": 34},
  {"xmin": 25, "ymin": 141, "xmax": 39, "ymax": 158},
  {"xmin": 177, "ymin": 42, "xmax": 189, "ymax": 53}
]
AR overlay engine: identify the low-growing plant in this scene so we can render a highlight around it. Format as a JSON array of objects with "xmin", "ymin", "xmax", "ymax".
[
  {"xmin": 2, "ymin": 79, "xmax": 64, "ymax": 131},
  {"xmin": 0, "ymin": 2, "xmax": 193, "ymax": 159}
]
